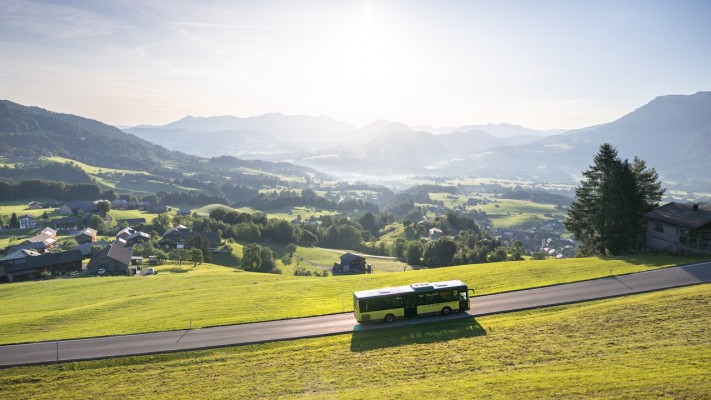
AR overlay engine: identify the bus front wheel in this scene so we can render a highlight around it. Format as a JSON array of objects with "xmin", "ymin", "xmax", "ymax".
[
  {"xmin": 441, "ymin": 307, "xmax": 452, "ymax": 316},
  {"xmin": 384, "ymin": 314, "xmax": 395, "ymax": 323}
]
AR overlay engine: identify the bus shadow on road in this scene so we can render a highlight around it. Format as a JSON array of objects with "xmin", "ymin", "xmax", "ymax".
[{"xmin": 350, "ymin": 316, "xmax": 486, "ymax": 352}]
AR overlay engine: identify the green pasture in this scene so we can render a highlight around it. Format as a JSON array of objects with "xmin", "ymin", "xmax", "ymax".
[
  {"xmin": 113, "ymin": 179, "xmax": 199, "ymax": 195},
  {"xmin": 489, "ymin": 213, "xmax": 550, "ymax": 229},
  {"xmin": 233, "ymin": 166, "xmax": 306, "ymax": 183},
  {"xmin": 293, "ymin": 246, "xmax": 338, "ymax": 267},
  {"xmin": 473, "ymin": 198, "xmax": 562, "ymax": 215},
  {"xmin": 444, "ymin": 177, "xmax": 577, "ymax": 193},
  {"xmin": 2, "ymin": 284, "xmax": 708, "ymax": 399},
  {"xmin": 191, "ymin": 204, "xmax": 235, "ymax": 216},
  {"xmin": 108, "ymin": 209, "xmax": 157, "ymax": 226},
  {"xmin": 0, "ymin": 235, "xmax": 25, "ymax": 250},
  {"xmin": 267, "ymin": 207, "xmax": 338, "ymax": 222},
  {"xmin": 428, "ymin": 192, "xmax": 567, "ymax": 231},
  {"xmin": 294, "ymin": 246, "xmax": 410, "ymax": 273},
  {"xmin": 429, "ymin": 192, "xmax": 467, "ymax": 208},
  {"xmin": 0, "ymin": 202, "xmax": 52, "ymax": 218},
  {"xmin": 374, "ymin": 223, "xmax": 406, "ymax": 250},
  {"xmin": 190, "ymin": 204, "xmax": 337, "ymax": 222},
  {"xmin": 470, "ymin": 198, "xmax": 564, "ymax": 229},
  {"xmin": 43, "ymin": 156, "xmax": 147, "ymax": 175},
  {"xmin": 42, "ymin": 156, "xmax": 200, "ymax": 195},
  {"xmin": 209, "ymin": 241, "xmax": 318, "ymax": 277},
  {"xmin": 0, "ymin": 254, "xmax": 701, "ymax": 345},
  {"xmin": 378, "ymin": 223, "xmax": 404, "ymax": 240}
]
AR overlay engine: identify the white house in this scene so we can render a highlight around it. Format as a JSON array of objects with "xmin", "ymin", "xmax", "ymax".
[
  {"xmin": 428, "ymin": 227, "xmax": 443, "ymax": 240},
  {"xmin": 18, "ymin": 214, "xmax": 37, "ymax": 230}
]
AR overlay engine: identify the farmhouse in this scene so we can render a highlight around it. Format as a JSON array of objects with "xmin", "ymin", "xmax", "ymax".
[
  {"xmin": 116, "ymin": 227, "xmax": 151, "ymax": 247},
  {"xmin": 4, "ymin": 227, "xmax": 57, "ymax": 254},
  {"xmin": 54, "ymin": 217, "xmax": 78, "ymax": 231},
  {"xmin": 75, "ymin": 227, "xmax": 98, "ymax": 244},
  {"xmin": 162, "ymin": 224, "xmax": 192, "ymax": 248},
  {"xmin": 111, "ymin": 199, "xmax": 139, "ymax": 210},
  {"xmin": 60, "ymin": 200, "xmax": 97, "ymax": 216},
  {"xmin": 18, "ymin": 214, "xmax": 37, "ymax": 230},
  {"xmin": 161, "ymin": 225, "xmax": 220, "ymax": 250},
  {"xmin": 333, "ymin": 252, "xmax": 369, "ymax": 273},
  {"xmin": 0, "ymin": 249, "xmax": 83, "ymax": 283},
  {"xmin": 201, "ymin": 231, "xmax": 221, "ymax": 251},
  {"xmin": 644, "ymin": 202, "xmax": 711, "ymax": 255},
  {"xmin": 428, "ymin": 227, "xmax": 443, "ymax": 240},
  {"xmin": 87, "ymin": 241, "xmax": 132, "ymax": 275}
]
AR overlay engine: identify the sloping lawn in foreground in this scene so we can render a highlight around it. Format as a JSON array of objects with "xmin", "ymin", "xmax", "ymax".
[
  {"xmin": 1, "ymin": 285, "xmax": 708, "ymax": 399},
  {"xmin": 0, "ymin": 255, "xmax": 703, "ymax": 344}
]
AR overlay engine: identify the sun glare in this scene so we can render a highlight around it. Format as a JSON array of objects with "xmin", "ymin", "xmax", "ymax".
[{"xmin": 325, "ymin": 2, "xmax": 415, "ymax": 103}]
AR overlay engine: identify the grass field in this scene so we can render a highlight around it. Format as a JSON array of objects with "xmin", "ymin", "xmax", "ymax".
[
  {"xmin": 0, "ymin": 254, "xmax": 701, "ymax": 345},
  {"xmin": 0, "ymin": 202, "xmax": 52, "ymax": 218},
  {"xmin": 1, "ymin": 284, "xmax": 708, "ymax": 399},
  {"xmin": 470, "ymin": 198, "xmax": 564, "ymax": 229},
  {"xmin": 43, "ymin": 156, "xmax": 147, "ymax": 175},
  {"xmin": 422, "ymin": 193, "xmax": 566, "ymax": 230},
  {"xmin": 108, "ymin": 209, "xmax": 157, "ymax": 226},
  {"xmin": 293, "ymin": 246, "xmax": 410, "ymax": 272}
]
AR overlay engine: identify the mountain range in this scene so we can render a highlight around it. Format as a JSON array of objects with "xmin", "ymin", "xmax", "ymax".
[
  {"xmin": 123, "ymin": 92, "xmax": 711, "ymax": 193},
  {"xmin": 124, "ymin": 114, "xmax": 553, "ymax": 164},
  {"xmin": 0, "ymin": 100, "xmax": 315, "ymax": 180},
  {"xmin": 1, "ymin": 92, "xmax": 709, "ymax": 195}
]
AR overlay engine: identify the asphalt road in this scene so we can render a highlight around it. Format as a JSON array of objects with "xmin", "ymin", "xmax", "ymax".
[{"xmin": 1, "ymin": 261, "xmax": 709, "ymax": 368}]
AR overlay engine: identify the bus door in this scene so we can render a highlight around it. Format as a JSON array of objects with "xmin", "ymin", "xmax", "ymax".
[
  {"xmin": 404, "ymin": 295, "xmax": 417, "ymax": 318},
  {"xmin": 459, "ymin": 288, "xmax": 473, "ymax": 311}
]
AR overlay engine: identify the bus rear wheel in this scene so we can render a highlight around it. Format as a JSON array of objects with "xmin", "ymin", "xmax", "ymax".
[
  {"xmin": 384, "ymin": 314, "xmax": 395, "ymax": 323},
  {"xmin": 441, "ymin": 307, "xmax": 452, "ymax": 316}
]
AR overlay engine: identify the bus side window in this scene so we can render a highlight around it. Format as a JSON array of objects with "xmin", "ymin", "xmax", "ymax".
[{"xmin": 417, "ymin": 295, "xmax": 425, "ymax": 306}]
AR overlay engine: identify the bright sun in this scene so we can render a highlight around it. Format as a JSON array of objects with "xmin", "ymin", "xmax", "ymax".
[{"xmin": 327, "ymin": 1, "xmax": 415, "ymax": 99}]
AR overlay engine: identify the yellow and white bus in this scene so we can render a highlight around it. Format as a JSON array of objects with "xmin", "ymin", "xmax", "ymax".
[{"xmin": 353, "ymin": 280, "xmax": 472, "ymax": 323}]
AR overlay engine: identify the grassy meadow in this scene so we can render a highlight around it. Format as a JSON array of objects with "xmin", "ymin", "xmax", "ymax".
[
  {"xmin": 0, "ymin": 254, "xmax": 701, "ymax": 345},
  {"xmin": 1, "ymin": 284, "xmax": 708, "ymax": 399},
  {"xmin": 426, "ymin": 191, "xmax": 566, "ymax": 229}
]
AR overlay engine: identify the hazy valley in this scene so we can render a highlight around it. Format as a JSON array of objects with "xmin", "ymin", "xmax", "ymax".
[{"xmin": 124, "ymin": 91, "xmax": 711, "ymax": 197}]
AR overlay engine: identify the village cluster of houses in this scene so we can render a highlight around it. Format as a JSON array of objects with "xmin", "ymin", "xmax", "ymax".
[
  {"xmin": 0, "ymin": 222, "xmax": 219, "ymax": 282},
  {"xmin": 1, "ymin": 203, "xmax": 220, "ymax": 283},
  {"xmin": 14, "ymin": 200, "xmax": 193, "ymax": 233}
]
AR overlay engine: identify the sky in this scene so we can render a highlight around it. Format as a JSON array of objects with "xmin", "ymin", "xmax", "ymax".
[{"xmin": 1, "ymin": 0, "xmax": 710, "ymax": 130}]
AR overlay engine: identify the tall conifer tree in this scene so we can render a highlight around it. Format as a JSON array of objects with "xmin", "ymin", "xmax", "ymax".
[{"xmin": 565, "ymin": 143, "xmax": 659, "ymax": 256}]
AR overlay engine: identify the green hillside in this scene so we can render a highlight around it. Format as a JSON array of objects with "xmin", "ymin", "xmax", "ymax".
[
  {"xmin": 0, "ymin": 255, "xmax": 697, "ymax": 345},
  {"xmin": 2, "ymin": 284, "xmax": 708, "ymax": 399}
]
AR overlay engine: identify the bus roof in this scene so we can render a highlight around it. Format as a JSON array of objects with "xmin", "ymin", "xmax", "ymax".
[{"xmin": 353, "ymin": 280, "xmax": 466, "ymax": 299}]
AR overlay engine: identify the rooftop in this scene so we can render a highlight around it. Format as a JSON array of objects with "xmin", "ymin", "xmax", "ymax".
[{"xmin": 645, "ymin": 202, "xmax": 711, "ymax": 229}]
